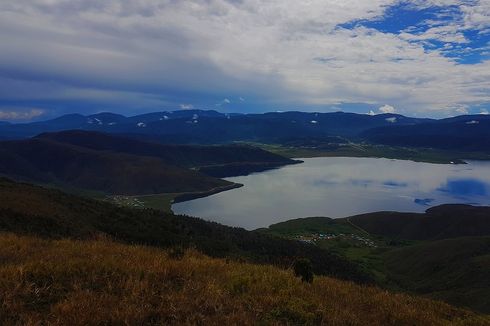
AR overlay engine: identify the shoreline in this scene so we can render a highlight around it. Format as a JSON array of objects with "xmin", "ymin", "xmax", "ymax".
[
  {"xmin": 259, "ymin": 143, "xmax": 490, "ymax": 165},
  {"xmin": 172, "ymin": 183, "xmax": 244, "ymax": 204}
]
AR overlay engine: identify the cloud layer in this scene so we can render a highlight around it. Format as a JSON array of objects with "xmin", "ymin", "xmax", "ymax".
[
  {"xmin": 0, "ymin": 0, "xmax": 489, "ymax": 118},
  {"xmin": 0, "ymin": 108, "xmax": 45, "ymax": 121}
]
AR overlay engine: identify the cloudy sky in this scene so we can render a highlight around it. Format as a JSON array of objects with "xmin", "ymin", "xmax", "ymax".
[{"xmin": 0, "ymin": 0, "xmax": 489, "ymax": 121}]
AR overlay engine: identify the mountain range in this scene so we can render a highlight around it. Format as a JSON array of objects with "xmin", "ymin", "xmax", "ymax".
[{"xmin": 2, "ymin": 110, "xmax": 490, "ymax": 152}]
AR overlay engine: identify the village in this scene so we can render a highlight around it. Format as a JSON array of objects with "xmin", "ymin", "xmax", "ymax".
[
  {"xmin": 295, "ymin": 233, "xmax": 377, "ymax": 248},
  {"xmin": 108, "ymin": 195, "xmax": 145, "ymax": 209}
]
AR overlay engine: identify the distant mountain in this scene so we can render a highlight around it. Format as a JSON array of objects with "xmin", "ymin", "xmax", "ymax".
[
  {"xmin": 363, "ymin": 115, "xmax": 490, "ymax": 151},
  {"xmin": 36, "ymin": 130, "xmax": 297, "ymax": 170},
  {"xmin": 0, "ymin": 110, "xmax": 430, "ymax": 143},
  {"xmin": 0, "ymin": 130, "xmax": 297, "ymax": 194},
  {"xmin": 87, "ymin": 112, "xmax": 127, "ymax": 125},
  {"xmin": 347, "ymin": 204, "xmax": 490, "ymax": 240},
  {"xmin": 0, "ymin": 137, "xmax": 231, "ymax": 195},
  {"xmin": 4, "ymin": 110, "xmax": 489, "ymax": 152}
]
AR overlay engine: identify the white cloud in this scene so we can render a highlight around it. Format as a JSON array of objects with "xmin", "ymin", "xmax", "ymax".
[
  {"xmin": 367, "ymin": 110, "xmax": 376, "ymax": 116},
  {"xmin": 480, "ymin": 109, "xmax": 489, "ymax": 115},
  {"xmin": 455, "ymin": 106, "xmax": 469, "ymax": 114},
  {"xmin": 180, "ymin": 104, "xmax": 194, "ymax": 110},
  {"xmin": 0, "ymin": 108, "xmax": 45, "ymax": 121},
  {"xmin": 379, "ymin": 104, "xmax": 396, "ymax": 114},
  {"xmin": 0, "ymin": 1, "xmax": 488, "ymax": 116}
]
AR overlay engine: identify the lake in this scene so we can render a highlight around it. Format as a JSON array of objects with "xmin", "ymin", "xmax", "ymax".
[{"xmin": 172, "ymin": 157, "xmax": 490, "ymax": 230}]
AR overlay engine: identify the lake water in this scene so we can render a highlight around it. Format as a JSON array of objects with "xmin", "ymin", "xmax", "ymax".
[{"xmin": 172, "ymin": 157, "xmax": 490, "ymax": 230}]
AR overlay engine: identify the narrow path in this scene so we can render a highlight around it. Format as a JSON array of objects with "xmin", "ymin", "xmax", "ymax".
[{"xmin": 345, "ymin": 218, "xmax": 371, "ymax": 237}]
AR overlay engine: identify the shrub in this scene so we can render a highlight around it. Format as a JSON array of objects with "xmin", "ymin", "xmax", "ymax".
[
  {"xmin": 168, "ymin": 245, "xmax": 186, "ymax": 260},
  {"xmin": 293, "ymin": 258, "xmax": 314, "ymax": 283}
]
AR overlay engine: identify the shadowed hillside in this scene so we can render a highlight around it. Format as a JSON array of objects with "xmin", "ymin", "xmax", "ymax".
[
  {"xmin": 363, "ymin": 116, "xmax": 490, "ymax": 151},
  {"xmin": 0, "ymin": 138, "xmax": 231, "ymax": 195},
  {"xmin": 36, "ymin": 130, "xmax": 298, "ymax": 169},
  {"xmin": 347, "ymin": 204, "xmax": 490, "ymax": 240},
  {"xmin": 0, "ymin": 130, "xmax": 299, "ymax": 194},
  {"xmin": 383, "ymin": 236, "xmax": 490, "ymax": 313}
]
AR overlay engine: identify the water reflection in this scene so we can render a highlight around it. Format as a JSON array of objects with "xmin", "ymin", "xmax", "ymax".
[
  {"xmin": 173, "ymin": 157, "xmax": 490, "ymax": 230},
  {"xmin": 437, "ymin": 179, "xmax": 488, "ymax": 198},
  {"xmin": 414, "ymin": 198, "xmax": 435, "ymax": 206}
]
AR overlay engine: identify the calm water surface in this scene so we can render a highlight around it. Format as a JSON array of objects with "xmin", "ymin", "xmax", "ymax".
[{"xmin": 172, "ymin": 157, "xmax": 490, "ymax": 230}]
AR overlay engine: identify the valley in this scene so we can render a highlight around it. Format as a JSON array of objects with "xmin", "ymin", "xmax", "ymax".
[{"xmin": 3, "ymin": 2, "xmax": 490, "ymax": 324}]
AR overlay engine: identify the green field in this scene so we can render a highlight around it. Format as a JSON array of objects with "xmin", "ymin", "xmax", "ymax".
[
  {"xmin": 106, "ymin": 193, "xmax": 177, "ymax": 212},
  {"xmin": 252, "ymin": 142, "xmax": 490, "ymax": 164}
]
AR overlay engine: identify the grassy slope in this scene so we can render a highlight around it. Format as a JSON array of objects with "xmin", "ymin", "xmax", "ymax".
[
  {"xmin": 259, "ymin": 217, "xmax": 391, "ymax": 285},
  {"xmin": 1, "ymin": 233, "xmax": 488, "ymax": 326},
  {"xmin": 0, "ymin": 178, "xmax": 370, "ymax": 283}
]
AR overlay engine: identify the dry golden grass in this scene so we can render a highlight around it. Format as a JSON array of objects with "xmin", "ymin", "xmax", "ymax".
[{"xmin": 0, "ymin": 233, "xmax": 488, "ymax": 326}]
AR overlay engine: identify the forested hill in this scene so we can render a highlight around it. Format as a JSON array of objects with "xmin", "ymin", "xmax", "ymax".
[
  {"xmin": 0, "ymin": 137, "xmax": 231, "ymax": 195},
  {"xmin": 346, "ymin": 204, "xmax": 490, "ymax": 240},
  {"xmin": 362, "ymin": 115, "xmax": 490, "ymax": 151},
  {"xmin": 0, "ymin": 131, "xmax": 298, "ymax": 195}
]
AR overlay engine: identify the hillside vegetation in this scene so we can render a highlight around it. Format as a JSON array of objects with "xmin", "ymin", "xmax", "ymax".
[
  {"xmin": 0, "ymin": 110, "xmax": 428, "ymax": 142},
  {"xmin": 0, "ymin": 130, "xmax": 299, "ymax": 195},
  {"xmin": 0, "ymin": 178, "xmax": 369, "ymax": 283},
  {"xmin": 260, "ymin": 210, "xmax": 490, "ymax": 314},
  {"xmin": 383, "ymin": 237, "xmax": 490, "ymax": 313},
  {"xmin": 0, "ymin": 138, "xmax": 231, "ymax": 195},
  {"xmin": 0, "ymin": 233, "xmax": 488, "ymax": 326},
  {"xmin": 36, "ymin": 130, "xmax": 297, "ymax": 170},
  {"xmin": 347, "ymin": 205, "xmax": 490, "ymax": 240},
  {"xmin": 363, "ymin": 116, "xmax": 490, "ymax": 151},
  {"xmin": 4, "ymin": 110, "xmax": 490, "ymax": 162}
]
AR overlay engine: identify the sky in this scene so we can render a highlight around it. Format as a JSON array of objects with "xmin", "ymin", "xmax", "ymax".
[{"xmin": 0, "ymin": 0, "xmax": 489, "ymax": 121}]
